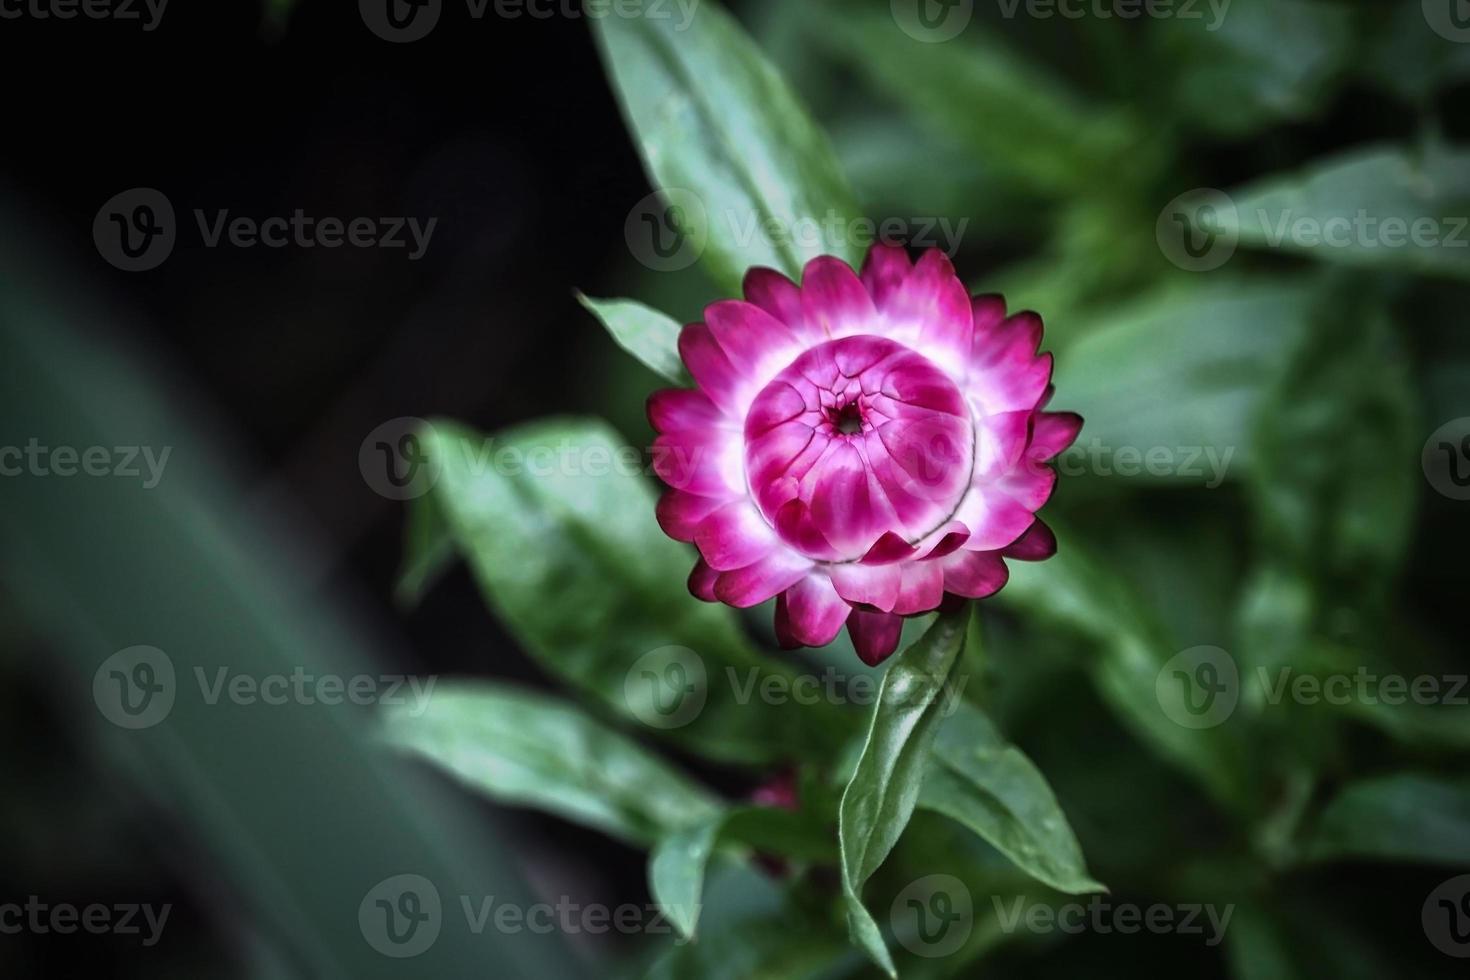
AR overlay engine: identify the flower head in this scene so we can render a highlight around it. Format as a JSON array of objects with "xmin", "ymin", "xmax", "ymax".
[{"xmin": 648, "ymin": 245, "xmax": 1081, "ymax": 665}]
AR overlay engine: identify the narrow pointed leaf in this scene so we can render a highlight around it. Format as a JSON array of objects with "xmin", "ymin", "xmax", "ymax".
[{"xmin": 838, "ymin": 606, "xmax": 970, "ymax": 977}]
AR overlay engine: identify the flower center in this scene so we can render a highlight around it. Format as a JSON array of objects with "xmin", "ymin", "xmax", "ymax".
[
  {"xmin": 742, "ymin": 335, "xmax": 975, "ymax": 561},
  {"xmin": 831, "ymin": 401, "xmax": 864, "ymax": 435}
]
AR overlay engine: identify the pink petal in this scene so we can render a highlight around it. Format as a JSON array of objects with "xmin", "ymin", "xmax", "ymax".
[
  {"xmin": 973, "ymin": 410, "xmax": 1032, "ymax": 480},
  {"xmin": 997, "ymin": 464, "xmax": 1057, "ymax": 511},
  {"xmin": 705, "ymin": 300, "xmax": 803, "ymax": 383},
  {"xmin": 916, "ymin": 521, "xmax": 970, "ymax": 560},
  {"xmin": 1029, "ymin": 411, "xmax": 1083, "ymax": 462},
  {"xmin": 847, "ymin": 609, "xmax": 904, "ymax": 666},
  {"xmin": 971, "ymin": 294, "xmax": 1008, "ymax": 335},
  {"xmin": 679, "ymin": 323, "xmax": 748, "ymax": 417},
  {"xmin": 1004, "ymin": 519, "xmax": 1057, "ymax": 561},
  {"xmin": 656, "ymin": 490, "xmax": 726, "ymax": 542},
  {"xmin": 801, "ymin": 256, "xmax": 877, "ymax": 338},
  {"xmin": 688, "ymin": 559, "xmax": 720, "ymax": 602},
  {"xmin": 968, "ymin": 310, "xmax": 1053, "ymax": 415},
  {"xmin": 774, "ymin": 498, "xmax": 841, "ymax": 561},
  {"xmin": 883, "ymin": 249, "xmax": 973, "ymax": 370},
  {"xmin": 952, "ymin": 486, "xmax": 1039, "ymax": 551},
  {"xmin": 695, "ymin": 499, "xmax": 780, "ymax": 572},
  {"xmin": 652, "ymin": 426, "xmax": 743, "ymax": 497},
  {"xmin": 743, "ymin": 267, "xmax": 809, "ymax": 335},
  {"xmin": 774, "ymin": 574, "xmax": 851, "ymax": 648},
  {"xmin": 862, "ymin": 531, "xmax": 917, "ymax": 565},
  {"xmin": 974, "ymin": 310, "xmax": 1042, "ymax": 365},
  {"xmin": 894, "ymin": 562, "xmax": 945, "ymax": 615},
  {"xmin": 942, "ymin": 550, "xmax": 1010, "ymax": 598},
  {"xmin": 808, "ymin": 442, "xmax": 900, "ymax": 558},
  {"xmin": 828, "ymin": 562, "xmax": 903, "ymax": 612},
  {"xmin": 715, "ymin": 551, "xmax": 811, "ymax": 608},
  {"xmin": 647, "ymin": 388, "xmax": 726, "ymax": 434},
  {"xmin": 860, "ymin": 243, "xmax": 913, "ymax": 309}
]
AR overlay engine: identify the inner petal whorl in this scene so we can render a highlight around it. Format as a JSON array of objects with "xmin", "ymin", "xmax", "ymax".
[{"xmin": 742, "ymin": 335, "xmax": 975, "ymax": 561}]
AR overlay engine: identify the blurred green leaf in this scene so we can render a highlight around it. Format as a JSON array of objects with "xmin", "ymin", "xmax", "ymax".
[
  {"xmin": 1054, "ymin": 277, "xmax": 1314, "ymax": 482},
  {"xmin": 395, "ymin": 486, "xmax": 453, "ymax": 608},
  {"xmin": 640, "ymin": 865, "xmax": 855, "ymax": 980},
  {"xmin": 1355, "ymin": 2, "xmax": 1470, "ymax": 105},
  {"xmin": 1150, "ymin": 0, "xmax": 1353, "ymax": 137},
  {"xmin": 919, "ymin": 702, "xmax": 1104, "ymax": 895},
  {"xmin": 1226, "ymin": 902, "xmax": 1299, "ymax": 980},
  {"xmin": 650, "ymin": 805, "xmax": 836, "ymax": 939},
  {"xmin": 1248, "ymin": 274, "xmax": 1418, "ymax": 598},
  {"xmin": 591, "ymin": 0, "xmax": 862, "ymax": 291},
  {"xmin": 818, "ymin": 7, "xmax": 1141, "ymax": 197},
  {"xmin": 0, "ymin": 215, "xmax": 580, "ymax": 977},
  {"xmin": 838, "ymin": 607, "xmax": 970, "ymax": 977},
  {"xmin": 1305, "ymin": 773, "xmax": 1470, "ymax": 865},
  {"xmin": 1224, "ymin": 143, "xmax": 1470, "ymax": 280},
  {"xmin": 575, "ymin": 293, "xmax": 688, "ymax": 385},
  {"xmin": 383, "ymin": 681, "xmax": 718, "ymax": 846},
  {"xmin": 1002, "ymin": 529, "xmax": 1252, "ymax": 811},
  {"xmin": 413, "ymin": 417, "xmax": 851, "ymax": 766}
]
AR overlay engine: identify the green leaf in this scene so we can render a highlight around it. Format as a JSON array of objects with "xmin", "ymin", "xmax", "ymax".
[
  {"xmin": 382, "ymin": 681, "xmax": 719, "ymax": 847},
  {"xmin": 1053, "ymin": 277, "xmax": 1314, "ymax": 482},
  {"xmin": 575, "ymin": 292, "xmax": 687, "ymax": 385},
  {"xmin": 919, "ymin": 702, "xmax": 1104, "ymax": 895},
  {"xmin": 1305, "ymin": 773, "xmax": 1470, "ymax": 866},
  {"xmin": 818, "ymin": 8, "xmax": 1141, "ymax": 197},
  {"xmin": 591, "ymin": 0, "xmax": 861, "ymax": 291},
  {"xmin": 1356, "ymin": 3, "xmax": 1470, "ymax": 106},
  {"xmin": 1247, "ymin": 273, "xmax": 1418, "ymax": 601},
  {"xmin": 414, "ymin": 417, "xmax": 852, "ymax": 766},
  {"xmin": 641, "ymin": 865, "xmax": 855, "ymax": 980},
  {"xmin": 1001, "ymin": 528, "xmax": 1252, "ymax": 811},
  {"xmin": 838, "ymin": 606, "xmax": 970, "ymax": 977},
  {"xmin": 1149, "ymin": 0, "xmax": 1353, "ymax": 137},
  {"xmin": 650, "ymin": 805, "xmax": 836, "ymax": 939},
  {"xmin": 1223, "ymin": 143, "xmax": 1470, "ymax": 280},
  {"xmin": 395, "ymin": 484, "xmax": 454, "ymax": 608}
]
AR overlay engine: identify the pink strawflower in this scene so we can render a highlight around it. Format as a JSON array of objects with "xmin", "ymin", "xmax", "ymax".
[{"xmin": 648, "ymin": 245, "xmax": 1081, "ymax": 666}]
